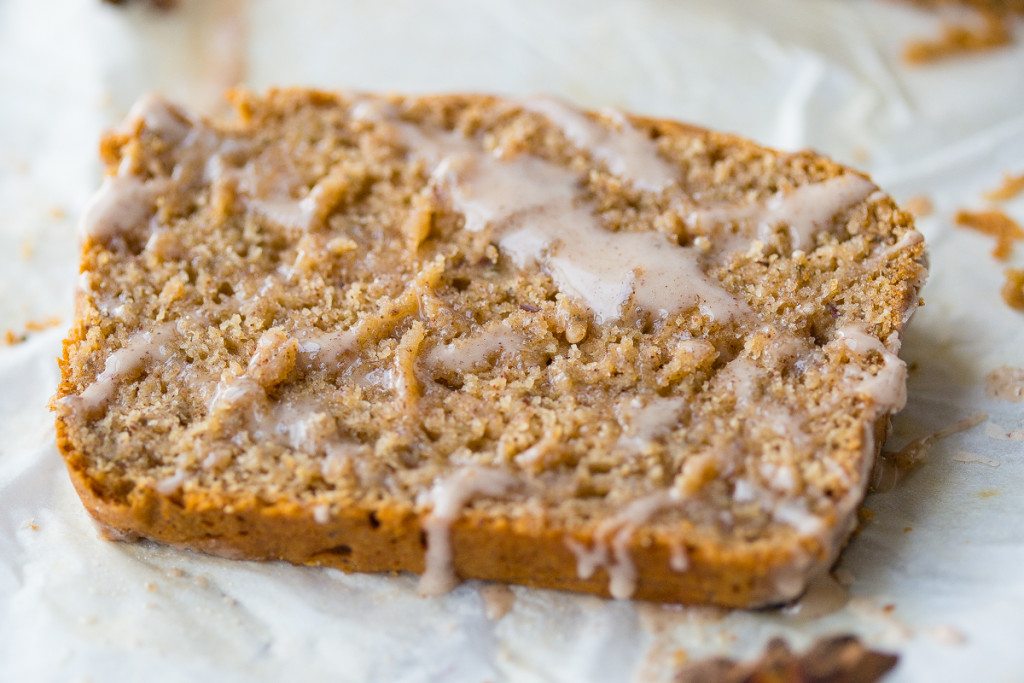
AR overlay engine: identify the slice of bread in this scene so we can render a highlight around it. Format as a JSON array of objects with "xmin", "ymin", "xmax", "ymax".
[{"xmin": 54, "ymin": 89, "xmax": 926, "ymax": 606}]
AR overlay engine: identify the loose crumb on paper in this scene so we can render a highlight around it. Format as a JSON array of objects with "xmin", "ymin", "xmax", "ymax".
[
  {"xmin": 903, "ymin": 12, "xmax": 1014, "ymax": 65},
  {"xmin": 905, "ymin": 195, "xmax": 934, "ymax": 217},
  {"xmin": 985, "ymin": 172, "xmax": 1024, "ymax": 202},
  {"xmin": 978, "ymin": 488, "xmax": 1000, "ymax": 498},
  {"xmin": 986, "ymin": 366, "xmax": 1024, "ymax": 401},
  {"xmin": 954, "ymin": 209, "xmax": 1024, "ymax": 261},
  {"xmin": 25, "ymin": 315, "xmax": 62, "ymax": 332},
  {"xmin": 2, "ymin": 316, "xmax": 63, "ymax": 346},
  {"xmin": 2, "ymin": 330, "xmax": 24, "ymax": 346},
  {"xmin": 1002, "ymin": 269, "xmax": 1024, "ymax": 311}
]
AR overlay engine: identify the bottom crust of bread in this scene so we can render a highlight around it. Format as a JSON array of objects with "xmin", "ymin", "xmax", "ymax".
[{"xmin": 55, "ymin": 415, "xmax": 888, "ymax": 607}]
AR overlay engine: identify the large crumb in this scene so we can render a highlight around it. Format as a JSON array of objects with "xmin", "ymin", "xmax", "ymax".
[
  {"xmin": 673, "ymin": 634, "xmax": 898, "ymax": 683},
  {"xmin": 1002, "ymin": 269, "xmax": 1024, "ymax": 310},
  {"xmin": 2, "ymin": 330, "xmax": 25, "ymax": 346},
  {"xmin": 904, "ymin": 195, "xmax": 934, "ymax": 218},
  {"xmin": 954, "ymin": 209, "xmax": 1024, "ymax": 260},
  {"xmin": 985, "ymin": 172, "xmax": 1024, "ymax": 202},
  {"xmin": 25, "ymin": 316, "xmax": 63, "ymax": 332},
  {"xmin": 903, "ymin": 12, "xmax": 1014, "ymax": 64}
]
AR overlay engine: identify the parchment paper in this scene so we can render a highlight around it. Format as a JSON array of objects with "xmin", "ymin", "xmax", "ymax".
[{"xmin": 1, "ymin": 1, "xmax": 1023, "ymax": 680}]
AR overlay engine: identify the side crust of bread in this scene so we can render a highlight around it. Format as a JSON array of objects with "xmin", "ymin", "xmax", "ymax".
[{"xmin": 55, "ymin": 405, "xmax": 889, "ymax": 607}]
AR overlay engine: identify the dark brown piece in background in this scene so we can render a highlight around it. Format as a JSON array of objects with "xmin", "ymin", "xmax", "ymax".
[
  {"xmin": 675, "ymin": 635, "xmax": 898, "ymax": 683},
  {"xmin": 1003, "ymin": 269, "xmax": 1024, "ymax": 311},
  {"xmin": 101, "ymin": 0, "xmax": 178, "ymax": 9}
]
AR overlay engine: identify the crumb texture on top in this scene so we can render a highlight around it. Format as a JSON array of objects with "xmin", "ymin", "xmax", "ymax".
[{"xmin": 56, "ymin": 89, "xmax": 926, "ymax": 604}]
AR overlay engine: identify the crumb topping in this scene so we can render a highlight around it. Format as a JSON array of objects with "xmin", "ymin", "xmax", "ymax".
[{"xmin": 56, "ymin": 90, "xmax": 925, "ymax": 599}]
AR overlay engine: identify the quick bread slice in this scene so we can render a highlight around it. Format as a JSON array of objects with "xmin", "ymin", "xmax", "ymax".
[{"xmin": 54, "ymin": 89, "xmax": 927, "ymax": 607}]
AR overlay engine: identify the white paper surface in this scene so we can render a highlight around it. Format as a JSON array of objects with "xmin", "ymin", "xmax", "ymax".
[{"xmin": 1, "ymin": 0, "xmax": 1023, "ymax": 680}]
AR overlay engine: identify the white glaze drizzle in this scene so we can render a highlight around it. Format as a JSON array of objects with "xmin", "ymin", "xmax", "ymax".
[
  {"xmin": 299, "ymin": 328, "xmax": 359, "ymax": 367},
  {"xmin": 79, "ymin": 174, "xmax": 162, "ymax": 241},
  {"xmin": 565, "ymin": 489, "xmax": 683, "ymax": 599},
  {"xmin": 835, "ymin": 325, "xmax": 908, "ymax": 413},
  {"xmin": 65, "ymin": 324, "xmax": 176, "ymax": 416},
  {"xmin": 617, "ymin": 396, "xmax": 685, "ymax": 450},
  {"xmin": 418, "ymin": 467, "xmax": 519, "ymax": 596},
  {"xmin": 668, "ymin": 540, "xmax": 690, "ymax": 573},
  {"xmin": 358, "ymin": 101, "xmax": 744, "ymax": 324},
  {"xmin": 758, "ymin": 175, "xmax": 876, "ymax": 251},
  {"xmin": 425, "ymin": 324, "xmax": 524, "ymax": 373},
  {"xmin": 686, "ymin": 174, "xmax": 876, "ymax": 254},
  {"xmin": 81, "ymin": 96, "xmax": 211, "ymax": 241},
  {"xmin": 124, "ymin": 94, "xmax": 192, "ymax": 142},
  {"xmin": 154, "ymin": 469, "xmax": 188, "ymax": 496},
  {"xmin": 520, "ymin": 96, "xmax": 678, "ymax": 191}
]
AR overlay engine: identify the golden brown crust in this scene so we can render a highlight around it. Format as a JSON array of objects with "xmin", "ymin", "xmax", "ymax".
[
  {"xmin": 55, "ymin": 89, "xmax": 923, "ymax": 606},
  {"xmin": 56, "ymin": 412, "xmax": 887, "ymax": 607}
]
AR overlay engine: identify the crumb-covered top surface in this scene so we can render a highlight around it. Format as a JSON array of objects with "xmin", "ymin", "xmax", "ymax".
[{"xmin": 56, "ymin": 89, "xmax": 926, "ymax": 580}]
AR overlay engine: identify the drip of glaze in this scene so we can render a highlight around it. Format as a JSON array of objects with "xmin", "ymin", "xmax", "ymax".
[
  {"xmin": 63, "ymin": 323, "xmax": 177, "ymax": 417},
  {"xmin": 617, "ymin": 396, "xmax": 685, "ymax": 450},
  {"xmin": 520, "ymin": 96, "xmax": 678, "ymax": 192},
  {"xmin": 355, "ymin": 100, "xmax": 746, "ymax": 325},
  {"xmin": 686, "ymin": 174, "xmax": 877, "ymax": 255},
  {"xmin": 758, "ymin": 175, "xmax": 877, "ymax": 251},
  {"xmin": 425, "ymin": 324, "xmax": 524, "ymax": 373},
  {"xmin": 418, "ymin": 467, "xmax": 519, "ymax": 596},
  {"xmin": 565, "ymin": 489, "xmax": 683, "ymax": 600},
  {"xmin": 835, "ymin": 326, "xmax": 907, "ymax": 413}
]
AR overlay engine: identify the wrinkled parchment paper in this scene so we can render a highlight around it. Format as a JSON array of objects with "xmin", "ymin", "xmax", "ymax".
[{"xmin": 2, "ymin": 1, "xmax": 1023, "ymax": 680}]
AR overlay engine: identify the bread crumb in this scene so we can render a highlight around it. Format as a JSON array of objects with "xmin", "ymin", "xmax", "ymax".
[
  {"xmin": 2, "ymin": 316, "xmax": 62, "ymax": 345},
  {"xmin": 25, "ymin": 316, "xmax": 62, "ymax": 332},
  {"xmin": 22, "ymin": 519, "xmax": 40, "ymax": 531},
  {"xmin": 986, "ymin": 366, "xmax": 1024, "ymax": 401},
  {"xmin": 904, "ymin": 195, "xmax": 934, "ymax": 217},
  {"xmin": 1002, "ymin": 268, "xmax": 1024, "ymax": 310},
  {"xmin": 978, "ymin": 488, "xmax": 999, "ymax": 498},
  {"xmin": 984, "ymin": 172, "xmax": 1024, "ymax": 202},
  {"xmin": 2, "ymin": 330, "xmax": 25, "ymax": 346},
  {"xmin": 955, "ymin": 209, "xmax": 1024, "ymax": 260},
  {"xmin": 145, "ymin": 581, "xmax": 158, "ymax": 592},
  {"xmin": 904, "ymin": 12, "xmax": 1014, "ymax": 65},
  {"xmin": 19, "ymin": 239, "xmax": 33, "ymax": 261},
  {"xmin": 903, "ymin": 526, "xmax": 912, "ymax": 533},
  {"xmin": 49, "ymin": 206, "xmax": 67, "ymax": 220}
]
